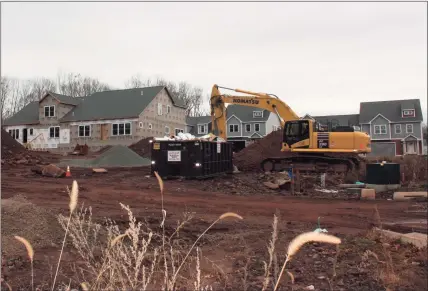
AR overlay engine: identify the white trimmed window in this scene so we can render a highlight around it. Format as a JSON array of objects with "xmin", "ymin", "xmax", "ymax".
[
  {"xmin": 374, "ymin": 125, "xmax": 387, "ymax": 135},
  {"xmin": 402, "ymin": 109, "xmax": 415, "ymax": 118},
  {"xmin": 253, "ymin": 111, "xmax": 263, "ymax": 118},
  {"xmin": 139, "ymin": 122, "xmax": 144, "ymax": 128},
  {"xmin": 112, "ymin": 122, "xmax": 131, "ymax": 136},
  {"xmin": 148, "ymin": 123, "xmax": 153, "ymax": 130},
  {"xmin": 255, "ymin": 123, "xmax": 260, "ymax": 132},
  {"xmin": 49, "ymin": 126, "xmax": 60, "ymax": 138},
  {"xmin": 198, "ymin": 124, "xmax": 207, "ymax": 134},
  {"xmin": 44, "ymin": 105, "xmax": 55, "ymax": 117},
  {"xmin": 245, "ymin": 124, "xmax": 251, "ymax": 132},
  {"xmin": 29, "ymin": 128, "xmax": 34, "ymax": 135},
  {"xmin": 9, "ymin": 129, "xmax": 19, "ymax": 139},
  {"xmin": 157, "ymin": 103, "xmax": 163, "ymax": 115},
  {"xmin": 165, "ymin": 126, "xmax": 170, "ymax": 135},
  {"xmin": 273, "ymin": 125, "xmax": 280, "ymax": 131},
  {"xmin": 406, "ymin": 124, "xmax": 413, "ymax": 133},
  {"xmin": 394, "ymin": 124, "xmax": 401, "ymax": 134},
  {"xmin": 229, "ymin": 124, "xmax": 239, "ymax": 132},
  {"xmin": 167, "ymin": 105, "xmax": 171, "ymax": 114},
  {"xmin": 78, "ymin": 125, "xmax": 91, "ymax": 137},
  {"xmin": 175, "ymin": 128, "xmax": 184, "ymax": 135}
]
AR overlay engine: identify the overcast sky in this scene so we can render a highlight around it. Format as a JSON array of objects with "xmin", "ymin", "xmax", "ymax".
[{"xmin": 1, "ymin": 2, "xmax": 427, "ymax": 120}]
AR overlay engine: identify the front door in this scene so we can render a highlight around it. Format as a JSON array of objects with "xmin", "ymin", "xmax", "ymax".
[
  {"xmin": 22, "ymin": 128, "xmax": 28, "ymax": 143},
  {"xmin": 406, "ymin": 141, "xmax": 417, "ymax": 154},
  {"xmin": 101, "ymin": 124, "xmax": 108, "ymax": 140}
]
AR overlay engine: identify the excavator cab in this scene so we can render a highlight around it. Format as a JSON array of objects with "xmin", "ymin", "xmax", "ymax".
[{"xmin": 283, "ymin": 120, "xmax": 311, "ymax": 149}]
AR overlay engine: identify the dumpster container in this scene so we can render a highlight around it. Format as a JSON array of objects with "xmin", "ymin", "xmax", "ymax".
[
  {"xmin": 151, "ymin": 140, "xmax": 233, "ymax": 179},
  {"xmin": 366, "ymin": 163, "xmax": 400, "ymax": 185}
]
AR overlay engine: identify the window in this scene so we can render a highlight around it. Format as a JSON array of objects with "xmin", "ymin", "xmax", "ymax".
[
  {"xmin": 229, "ymin": 124, "xmax": 239, "ymax": 132},
  {"xmin": 374, "ymin": 125, "xmax": 387, "ymax": 135},
  {"xmin": 255, "ymin": 123, "xmax": 260, "ymax": 132},
  {"xmin": 49, "ymin": 126, "xmax": 60, "ymax": 138},
  {"xmin": 167, "ymin": 105, "xmax": 171, "ymax": 114},
  {"xmin": 175, "ymin": 128, "xmax": 184, "ymax": 135},
  {"xmin": 402, "ymin": 109, "xmax": 415, "ymax": 118},
  {"xmin": 78, "ymin": 125, "xmax": 91, "ymax": 137},
  {"xmin": 165, "ymin": 126, "xmax": 170, "ymax": 135},
  {"xmin": 112, "ymin": 122, "xmax": 131, "ymax": 136},
  {"xmin": 253, "ymin": 111, "xmax": 263, "ymax": 118},
  {"xmin": 198, "ymin": 124, "xmax": 207, "ymax": 134},
  {"xmin": 44, "ymin": 106, "xmax": 55, "ymax": 117},
  {"xmin": 158, "ymin": 103, "xmax": 162, "ymax": 115},
  {"xmin": 394, "ymin": 124, "xmax": 402, "ymax": 134},
  {"xmin": 148, "ymin": 123, "xmax": 153, "ymax": 130},
  {"xmin": 406, "ymin": 124, "xmax": 413, "ymax": 133},
  {"xmin": 9, "ymin": 129, "xmax": 19, "ymax": 139},
  {"xmin": 29, "ymin": 128, "xmax": 34, "ymax": 135},
  {"xmin": 245, "ymin": 124, "xmax": 251, "ymax": 132},
  {"xmin": 272, "ymin": 125, "xmax": 280, "ymax": 131}
]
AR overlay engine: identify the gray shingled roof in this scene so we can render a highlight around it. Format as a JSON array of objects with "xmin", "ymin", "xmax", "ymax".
[
  {"xmin": 48, "ymin": 92, "xmax": 81, "ymax": 106},
  {"xmin": 186, "ymin": 116, "xmax": 211, "ymax": 125},
  {"xmin": 61, "ymin": 86, "xmax": 183, "ymax": 122},
  {"xmin": 226, "ymin": 105, "xmax": 270, "ymax": 122},
  {"xmin": 2, "ymin": 102, "xmax": 40, "ymax": 126},
  {"xmin": 359, "ymin": 99, "xmax": 423, "ymax": 123},
  {"xmin": 312, "ymin": 114, "xmax": 360, "ymax": 126}
]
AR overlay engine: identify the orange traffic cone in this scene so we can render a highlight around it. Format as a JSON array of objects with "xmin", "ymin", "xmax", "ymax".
[{"xmin": 66, "ymin": 166, "xmax": 71, "ymax": 177}]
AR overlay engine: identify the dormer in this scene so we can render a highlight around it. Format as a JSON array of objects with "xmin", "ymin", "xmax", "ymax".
[
  {"xmin": 402, "ymin": 109, "xmax": 415, "ymax": 118},
  {"xmin": 253, "ymin": 111, "xmax": 263, "ymax": 118},
  {"xmin": 38, "ymin": 92, "xmax": 80, "ymax": 124}
]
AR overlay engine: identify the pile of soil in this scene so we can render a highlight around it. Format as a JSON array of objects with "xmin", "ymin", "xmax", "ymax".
[
  {"xmin": 1, "ymin": 129, "xmax": 26, "ymax": 159},
  {"xmin": 1, "ymin": 195, "xmax": 63, "ymax": 256},
  {"xmin": 129, "ymin": 136, "xmax": 153, "ymax": 158},
  {"xmin": 234, "ymin": 130, "xmax": 288, "ymax": 171}
]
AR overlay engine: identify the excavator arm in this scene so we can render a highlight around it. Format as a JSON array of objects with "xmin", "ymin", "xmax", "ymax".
[{"xmin": 210, "ymin": 84, "xmax": 300, "ymax": 140}]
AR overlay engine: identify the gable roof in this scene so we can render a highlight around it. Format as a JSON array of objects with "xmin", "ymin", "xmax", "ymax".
[
  {"xmin": 2, "ymin": 102, "xmax": 40, "ymax": 126},
  {"xmin": 41, "ymin": 92, "xmax": 81, "ymax": 106},
  {"xmin": 186, "ymin": 115, "xmax": 211, "ymax": 125},
  {"xmin": 61, "ymin": 86, "xmax": 183, "ymax": 122},
  {"xmin": 359, "ymin": 99, "xmax": 423, "ymax": 123},
  {"xmin": 226, "ymin": 105, "xmax": 270, "ymax": 122},
  {"xmin": 312, "ymin": 114, "xmax": 360, "ymax": 126}
]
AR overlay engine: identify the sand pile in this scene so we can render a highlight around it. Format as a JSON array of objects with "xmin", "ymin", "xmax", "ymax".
[
  {"xmin": 129, "ymin": 136, "xmax": 153, "ymax": 158},
  {"xmin": 1, "ymin": 195, "xmax": 63, "ymax": 256},
  {"xmin": 234, "ymin": 130, "xmax": 288, "ymax": 171}
]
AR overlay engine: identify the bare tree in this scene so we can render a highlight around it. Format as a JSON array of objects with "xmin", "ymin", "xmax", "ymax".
[
  {"xmin": 124, "ymin": 75, "xmax": 209, "ymax": 116},
  {"xmin": 57, "ymin": 72, "xmax": 111, "ymax": 97},
  {"xmin": 1, "ymin": 76, "xmax": 11, "ymax": 122}
]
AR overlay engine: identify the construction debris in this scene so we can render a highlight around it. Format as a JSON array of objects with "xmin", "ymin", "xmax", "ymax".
[
  {"xmin": 360, "ymin": 188, "xmax": 376, "ymax": 200},
  {"xmin": 393, "ymin": 191, "xmax": 428, "ymax": 201},
  {"xmin": 374, "ymin": 227, "xmax": 427, "ymax": 249},
  {"xmin": 31, "ymin": 164, "xmax": 66, "ymax": 178},
  {"xmin": 92, "ymin": 168, "xmax": 108, "ymax": 173}
]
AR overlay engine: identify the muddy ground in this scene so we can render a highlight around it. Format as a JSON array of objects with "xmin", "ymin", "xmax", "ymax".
[{"xmin": 1, "ymin": 160, "xmax": 427, "ymax": 290}]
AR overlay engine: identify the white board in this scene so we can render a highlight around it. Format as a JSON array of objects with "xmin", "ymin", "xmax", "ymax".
[
  {"xmin": 167, "ymin": 150, "xmax": 181, "ymax": 162},
  {"xmin": 60, "ymin": 129, "xmax": 70, "ymax": 144}
]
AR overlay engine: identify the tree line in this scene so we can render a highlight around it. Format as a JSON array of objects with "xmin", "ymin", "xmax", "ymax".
[{"xmin": 1, "ymin": 72, "xmax": 209, "ymax": 123}]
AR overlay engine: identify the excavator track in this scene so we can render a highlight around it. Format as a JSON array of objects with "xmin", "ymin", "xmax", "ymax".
[{"xmin": 260, "ymin": 153, "xmax": 363, "ymax": 174}]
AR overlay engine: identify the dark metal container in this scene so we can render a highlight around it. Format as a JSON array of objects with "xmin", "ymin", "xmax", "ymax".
[
  {"xmin": 151, "ymin": 140, "xmax": 233, "ymax": 179},
  {"xmin": 366, "ymin": 163, "xmax": 400, "ymax": 185}
]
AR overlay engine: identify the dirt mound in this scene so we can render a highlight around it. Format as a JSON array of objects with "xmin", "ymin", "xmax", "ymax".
[
  {"xmin": 234, "ymin": 130, "xmax": 288, "ymax": 171},
  {"xmin": 1, "ymin": 195, "xmax": 63, "ymax": 257},
  {"xmin": 1, "ymin": 129, "xmax": 26, "ymax": 159},
  {"xmin": 129, "ymin": 136, "xmax": 153, "ymax": 158}
]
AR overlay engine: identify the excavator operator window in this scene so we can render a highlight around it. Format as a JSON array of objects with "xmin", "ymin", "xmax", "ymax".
[{"xmin": 283, "ymin": 120, "xmax": 310, "ymax": 147}]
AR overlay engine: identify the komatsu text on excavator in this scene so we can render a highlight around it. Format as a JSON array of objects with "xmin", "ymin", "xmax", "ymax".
[{"xmin": 210, "ymin": 84, "xmax": 371, "ymax": 173}]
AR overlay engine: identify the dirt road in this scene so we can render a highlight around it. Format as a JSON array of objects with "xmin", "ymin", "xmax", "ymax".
[{"xmin": 2, "ymin": 165, "xmax": 423, "ymax": 235}]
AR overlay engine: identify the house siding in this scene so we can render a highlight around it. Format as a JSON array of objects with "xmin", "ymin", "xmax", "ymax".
[
  {"xmin": 265, "ymin": 112, "xmax": 281, "ymax": 135},
  {"xmin": 370, "ymin": 115, "xmax": 390, "ymax": 139},
  {"xmin": 242, "ymin": 122, "xmax": 266, "ymax": 137},
  {"xmin": 390, "ymin": 122, "xmax": 422, "ymax": 139},
  {"xmin": 227, "ymin": 116, "xmax": 242, "ymax": 137},
  {"xmin": 361, "ymin": 124, "xmax": 370, "ymax": 135}
]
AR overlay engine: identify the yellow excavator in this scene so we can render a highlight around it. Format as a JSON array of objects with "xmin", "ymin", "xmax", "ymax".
[{"xmin": 210, "ymin": 84, "xmax": 371, "ymax": 173}]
